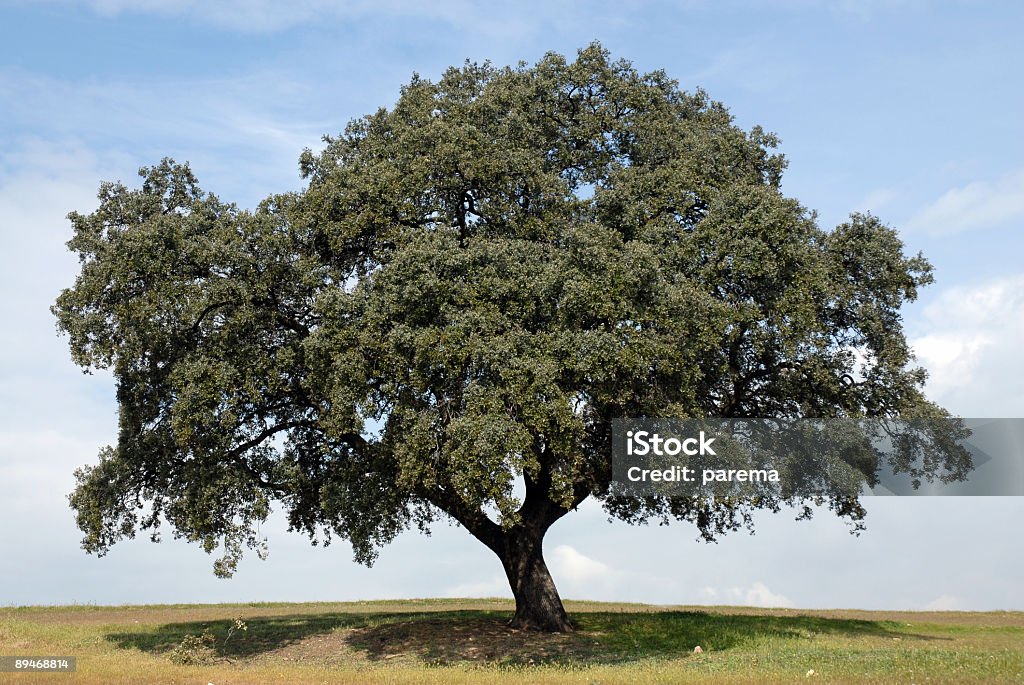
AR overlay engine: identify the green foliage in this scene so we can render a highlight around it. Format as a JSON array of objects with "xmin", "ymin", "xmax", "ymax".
[
  {"xmin": 168, "ymin": 629, "xmax": 216, "ymax": 665},
  {"xmin": 54, "ymin": 43, "xmax": 958, "ymax": 577}
]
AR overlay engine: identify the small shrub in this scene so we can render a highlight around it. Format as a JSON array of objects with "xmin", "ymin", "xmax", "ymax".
[
  {"xmin": 168, "ymin": 629, "xmax": 217, "ymax": 665},
  {"xmin": 225, "ymin": 617, "xmax": 248, "ymax": 645}
]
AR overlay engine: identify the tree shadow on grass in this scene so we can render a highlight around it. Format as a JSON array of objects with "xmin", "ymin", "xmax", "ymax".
[
  {"xmin": 105, "ymin": 610, "xmax": 499, "ymax": 661},
  {"xmin": 106, "ymin": 608, "xmax": 945, "ymax": 667},
  {"xmin": 349, "ymin": 611, "xmax": 946, "ymax": 665}
]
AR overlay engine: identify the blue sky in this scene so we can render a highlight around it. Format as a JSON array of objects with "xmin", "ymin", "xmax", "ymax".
[{"xmin": 2, "ymin": 0, "xmax": 1023, "ymax": 611}]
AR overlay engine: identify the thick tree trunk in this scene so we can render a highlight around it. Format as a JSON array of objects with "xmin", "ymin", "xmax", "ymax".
[
  {"xmin": 497, "ymin": 527, "xmax": 573, "ymax": 632},
  {"xmin": 428, "ymin": 459, "xmax": 588, "ymax": 633}
]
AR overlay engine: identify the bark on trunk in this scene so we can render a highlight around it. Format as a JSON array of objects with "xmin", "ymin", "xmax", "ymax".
[
  {"xmin": 428, "ymin": 459, "xmax": 588, "ymax": 632},
  {"xmin": 498, "ymin": 528, "xmax": 573, "ymax": 632}
]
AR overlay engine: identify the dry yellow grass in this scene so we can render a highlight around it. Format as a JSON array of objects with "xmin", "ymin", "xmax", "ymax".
[{"xmin": 2, "ymin": 599, "xmax": 1022, "ymax": 684}]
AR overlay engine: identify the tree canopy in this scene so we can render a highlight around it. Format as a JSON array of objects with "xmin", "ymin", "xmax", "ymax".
[{"xmin": 54, "ymin": 44, "xmax": 959, "ymax": 631}]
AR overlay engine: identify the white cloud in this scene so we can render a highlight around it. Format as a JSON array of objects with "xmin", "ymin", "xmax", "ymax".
[
  {"xmin": 738, "ymin": 581, "xmax": 794, "ymax": 608},
  {"xmin": 688, "ymin": 44, "xmax": 803, "ymax": 93},
  {"xmin": 923, "ymin": 594, "xmax": 964, "ymax": 611},
  {"xmin": 855, "ymin": 187, "xmax": 898, "ymax": 213},
  {"xmin": 0, "ymin": 430, "xmax": 96, "ymax": 512},
  {"xmin": 444, "ymin": 544, "xmax": 794, "ymax": 608},
  {"xmin": 911, "ymin": 334, "xmax": 990, "ymax": 393},
  {"xmin": 805, "ymin": 0, "xmax": 927, "ymax": 21},
  {"xmin": 698, "ymin": 581, "xmax": 794, "ymax": 608},
  {"xmin": 547, "ymin": 543, "xmax": 677, "ymax": 603},
  {"xmin": 0, "ymin": 68, "xmax": 330, "ymax": 205},
  {"xmin": 0, "ymin": 141, "xmax": 125, "ymax": 429},
  {"xmin": 26, "ymin": 0, "xmax": 931, "ymax": 36},
  {"xmin": 548, "ymin": 544, "xmax": 614, "ymax": 584},
  {"xmin": 30, "ymin": 0, "xmax": 589, "ymax": 37},
  {"xmin": 904, "ymin": 168, "xmax": 1024, "ymax": 235},
  {"xmin": 443, "ymin": 545, "xmax": 619, "ymax": 599},
  {"xmin": 53, "ymin": 0, "xmax": 401, "ymax": 32},
  {"xmin": 443, "ymin": 574, "xmax": 511, "ymax": 599},
  {"xmin": 910, "ymin": 275, "xmax": 1024, "ymax": 415}
]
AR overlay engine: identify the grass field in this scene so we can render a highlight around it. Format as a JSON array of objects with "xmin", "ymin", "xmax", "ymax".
[{"xmin": 1, "ymin": 599, "xmax": 1022, "ymax": 684}]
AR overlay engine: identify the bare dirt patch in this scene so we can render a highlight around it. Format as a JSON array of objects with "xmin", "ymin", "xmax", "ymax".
[{"xmin": 347, "ymin": 616, "xmax": 586, "ymax": 665}]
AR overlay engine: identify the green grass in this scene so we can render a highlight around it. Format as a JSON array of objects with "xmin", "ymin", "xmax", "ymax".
[{"xmin": 1, "ymin": 599, "xmax": 1022, "ymax": 683}]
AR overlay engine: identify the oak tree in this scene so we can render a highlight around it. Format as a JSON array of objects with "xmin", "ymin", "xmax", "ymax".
[{"xmin": 54, "ymin": 45, "xmax": 962, "ymax": 632}]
